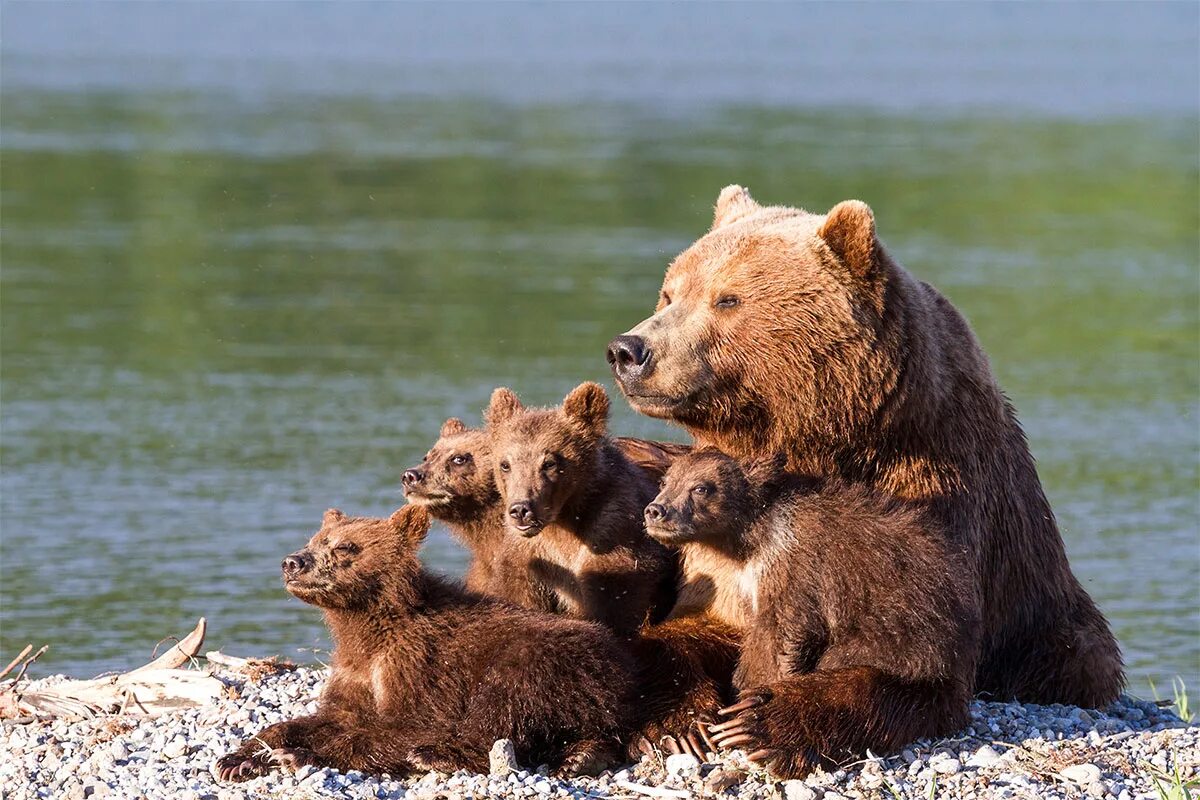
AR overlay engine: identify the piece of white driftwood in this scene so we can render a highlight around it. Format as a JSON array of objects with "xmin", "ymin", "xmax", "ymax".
[
  {"xmin": 7, "ymin": 668, "xmax": 224, "ymax": 719},
  {"xmin": 204, "ymin": 650, "xmax": 249, "ymax": 668},
  {"xmin": 129, "ymin": 617, "xmax": 207, "ymax": 674},
  {"xmin": 1, "ymin": 618, "xmax": 222, "ymax": 720},
  {"xmin": 615, "ymin": 781, "xmax": 692, "ymax": 799}
]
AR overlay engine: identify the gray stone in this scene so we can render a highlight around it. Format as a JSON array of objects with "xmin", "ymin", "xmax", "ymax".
[
  {"xmin": 966, "ymin": 746, "xmax": 1001, "ymax": 768},
  {"xmin": 1060, "ymin": 764, "xmax": 1102, "ymax": 785},
  {"xmin": 782, "ymin": 782, "xmax": 816, "ymax": 800},
  {"xmin": 703, "ymin": 768, "xmax": 743, "ymax": 793},
  {"xmin": 664, "ymin": 753, "xmax": 700, "ymax": 775},
  {"xmin": 930, "ymin": 755, "xmax": 961, "ymax": 774}
]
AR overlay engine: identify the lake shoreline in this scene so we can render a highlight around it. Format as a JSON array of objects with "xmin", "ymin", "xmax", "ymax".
[{"xmin": 3, "ymin": 661, "xmax": 1195, "ymax": 800}]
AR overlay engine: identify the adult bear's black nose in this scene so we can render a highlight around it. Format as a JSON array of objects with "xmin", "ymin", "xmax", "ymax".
[
  {"xmin": 401, "ymin": 469, "xmax": 423, "ymax": 488},
  {"xmin": 607, "ymin": 334, "xmax": 651, "ymax": 380}
]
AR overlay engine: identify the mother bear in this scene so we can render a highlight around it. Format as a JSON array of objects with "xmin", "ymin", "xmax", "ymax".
[{"xmin": 607, "ymin": 186, "xmax": 1123, "ymax": 712}]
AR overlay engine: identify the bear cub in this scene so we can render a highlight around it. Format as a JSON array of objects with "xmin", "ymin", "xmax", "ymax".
[
  {"xmin": 484, "ymin": 382, "xmax": 678, "ymax": 635},
  {"xmin": 216, "ymin": 505, "xmax": 635, "ymax": 781},
  {"xmin": 402, "ymin": 417, "xmax": 556, "ymax": 609},
  {"xmin": 644, "ymin": 448, "xmax": 979, "ymax": 779}
]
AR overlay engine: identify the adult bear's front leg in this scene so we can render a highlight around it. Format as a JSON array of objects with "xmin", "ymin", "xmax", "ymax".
[{"xmin": 709, "ymin": 667, "xmax": 970, "ymax": 779}]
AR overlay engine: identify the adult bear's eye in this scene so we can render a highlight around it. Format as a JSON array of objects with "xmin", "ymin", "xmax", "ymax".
[
  {"xmin": 692, "ymin": 484, "xmax": 712, "ymax": 496},
  {"xmin": 499, "ymin": 460, "xmax": 511, "ymax": 472},
  {"xmin": 332, "ymin": 543, "xmax": 359, "ymax": 556},
  {"xmin": 715, "ymin": 295, "xmax": 740, "ymax": 309},
  {"xmin": 660, "ymin": 291, "xmax": 672, "ymax": 305},
  {"xmin": 450, "ymin": 454, "xmax": 470, "ymax": 466}
]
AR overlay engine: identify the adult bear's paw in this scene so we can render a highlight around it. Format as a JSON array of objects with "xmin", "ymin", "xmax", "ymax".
[{"xmin": 709, "ymin": 687, "xmax": 821, "ymax": 779}]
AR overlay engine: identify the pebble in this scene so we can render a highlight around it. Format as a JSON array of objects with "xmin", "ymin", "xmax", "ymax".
[
  {"xmin": 489, "ymin": 739, "xmax": 519, "ymax": 777},
  {"xmin": 6, "ymin": 664, "xmax": 1194, "ymax": 800},
  {"xmin": 1061, "ymin": 763, "xmax": 1103, "ymax": 785},
  {"xmin": 965, "ymin": 745, "xmax": 1001, "ymax": 768},
  {"xmin": 664, "ymin": 753, "xmax": 700, "ymax": 774},
  {"xmin": 782, "ymin": 780, "xmax": 817, "ymax": 800}
]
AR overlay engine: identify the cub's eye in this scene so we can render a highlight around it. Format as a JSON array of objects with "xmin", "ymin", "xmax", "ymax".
[
  {"xmin": 450, "ymin": 454, "xmax": 470, "ymax": 466},
  {"xmin": 660, "ymin": 291, "xmax": 672, "ymax": 306},
  {"xmin": 332, "ymin": 543, "xmax": 359, "ymax": 556},
  {"xmin": 541, "ymin": 457, "xmax": 557, "ymax": 472},
  {"xmin": 499, "ymin": 460, "xmax": 511, "ymax": 472},
  {"xmin": 691, "ymin": 484, "xmax": 712, "ymax": 496},
  {"xmin": 715, "ymin": 295, "xmax": 739, "ymax": 309}
]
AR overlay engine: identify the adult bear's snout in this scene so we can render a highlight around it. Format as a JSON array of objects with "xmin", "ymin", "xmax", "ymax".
[{"xmin": 606, "ymin": 334, "xmax": 652, "ymax": 381}]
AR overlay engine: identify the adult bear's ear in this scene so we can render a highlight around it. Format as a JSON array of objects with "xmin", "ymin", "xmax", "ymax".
[
  {"xmin": 711, "ymin": 184, "xmax": 761, "ymax": 229},
  {"xmin": 818, "ymin": 200, "xmax": 880, "ymax": 280},
  {"xmin": 485, "ymin": 388, "xmax": 523, "ymax": 426},
  {"xmin": 562, "ymin": 382, "xmax": 609, "ymax": 437},
  {"xmin": 389, "ymin": 505, "xmax": 430, "ymax": 548},
  {"xmin": 323, "ymin": 508, "xmax": 346, "ymax": 526},
  {"xmin": 440, "ymin": 417, "xmax": 468, "ymax": 437}
]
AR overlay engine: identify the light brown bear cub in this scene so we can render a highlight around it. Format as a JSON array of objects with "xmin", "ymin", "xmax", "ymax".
[
  {"xmin": 484, "ymin": 382, "xmax": 678, "ymax": 635},
  {"xmin": 216, "ymin": 505, "xmax": 634, "ymax": 781},
  {"xmin": 644, "ymin": 449, "xmax": 979, "ymax": 779},
  {"xmin": 402, "ymin": 417, "xmax": 555, "ymax": 610}
]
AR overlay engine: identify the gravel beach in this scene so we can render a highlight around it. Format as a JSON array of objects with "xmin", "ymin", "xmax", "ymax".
[{"xmin": 3, "ymin": 662, "xmax": 1195, "ymax": 800}]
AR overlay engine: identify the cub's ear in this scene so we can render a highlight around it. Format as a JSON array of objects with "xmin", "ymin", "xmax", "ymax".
[
  {"xmin": 323, "ymin": 508, "xmax": 346, "ymax": 526},
  {"xmin": 818, "ymin": 200, "xmax": 879, "ymax": 279},
  {"xmin": 712, "ymin": 184, "xmax": 761, "ymax": 229},
  {"xmin": 743, "ymin": 453, "xmax": 788, "ymax": 493},
  {"xmin": 440, "ymin": 417, "xmax": 468, "ymax": 437},
  {"xmin": 562, "ymin": 382, "xmax": 609, "ymax": 436},
  {"xmin": 389, "ymin": 505, "xmax": 431, "ymax": 547},
  {"xmin": 485, "ymin": 387, "xmax": 523, "ymax": 427}
]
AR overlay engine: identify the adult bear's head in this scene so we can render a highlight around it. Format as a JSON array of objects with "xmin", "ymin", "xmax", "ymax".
[{"xmin": 607, "ymin": 185, "xmax": 915, "ymax": 462}]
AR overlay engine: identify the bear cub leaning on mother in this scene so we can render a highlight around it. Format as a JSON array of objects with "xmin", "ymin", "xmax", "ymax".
[{"xmin": 607, "ymin": 186, "xmax": 1124, "ymax": 733}]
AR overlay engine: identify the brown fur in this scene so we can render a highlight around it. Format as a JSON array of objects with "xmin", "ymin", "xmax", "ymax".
[
  {"xmin": 624, "ymin": 615, "xmax": 742, "ymax": 758},
  {"xmin": 215, "ymin": 506, "xmax": 635, "ymax": 781},
  {"xmin": 609, "ymin": 186, "xmax": 1122, "ymax": 708},
  {"xmin": 402, "ymin": 419, "xmax": 683, "ymax": 610},
  {"xmin": 648, "ymin": 449, "xmax": 978, "ymax": 777},
  {"xmin": 484, "ymin": 383, "xmax": 678, "ymax": 635}
]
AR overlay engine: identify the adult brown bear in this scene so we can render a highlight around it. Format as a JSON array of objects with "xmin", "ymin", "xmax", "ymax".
[{"xmin": 606, "ymin": 186, "xmax": 1122, "ymax": 719}]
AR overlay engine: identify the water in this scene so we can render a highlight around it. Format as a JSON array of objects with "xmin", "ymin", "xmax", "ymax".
[{"xmin": 2, "ymin": 2, "xmax": 1197, "ymax": 693}]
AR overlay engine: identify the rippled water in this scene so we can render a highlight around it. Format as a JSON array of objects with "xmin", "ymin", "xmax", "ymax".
[{"xmin": 2, "ymin": 3, "xmax": 1197, "ymax": 692}]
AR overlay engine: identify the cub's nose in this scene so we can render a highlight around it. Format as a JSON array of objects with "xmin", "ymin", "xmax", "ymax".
[
  {"xmin": 508, "ymin": 502, "xmax": 536, "ymax": 525},
  {"xmin": 401, "ymin": 468, "xmax": 424, "ymax": 488},
  {"xmin": 281, "ymin": 552, "xmax": 312, "ymax": 578},
  {"xmin": 644, "ymin": 503, "xmax": 668, "ymax": 523},
  {"xmin": 606, "ymin": 334, "xmax": 651, "ymax": 380}
]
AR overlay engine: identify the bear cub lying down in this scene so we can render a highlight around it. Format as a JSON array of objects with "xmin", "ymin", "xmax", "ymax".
[
  {"xmin": 645, "ymin": 449, "xmax": 980, "ymax": 779},
  {"xmin": 216, "ymin": 505, "xmax": 634, "ymax": 781}
]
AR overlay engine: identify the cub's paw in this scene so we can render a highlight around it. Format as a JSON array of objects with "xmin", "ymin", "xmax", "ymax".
[
  {"xmin": 215, "ymin": 746, "xmax": 315, "ymax": 782},
  {"xmin": 709, "ymin": 689, "xmax": 819, "ymax": 779},
  {"xmin": 556, "ymin": 740, "xmax": 619, "ymax": 777},
  {"xmin": 266, "ymin": 746, "xmax": 318, "ymax": 773},
  {"xmin": 215, "ymin": 749, "xmax": 273, "ymax": 783}
]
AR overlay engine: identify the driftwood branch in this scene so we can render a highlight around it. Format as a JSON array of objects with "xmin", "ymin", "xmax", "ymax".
[
  {"xmin": 1, "ymin": 618, "xmax": 222, "ymax": 721},
  {"xmin": 0, "ymin": 645, "xmax": 33, "ymax": 680}
]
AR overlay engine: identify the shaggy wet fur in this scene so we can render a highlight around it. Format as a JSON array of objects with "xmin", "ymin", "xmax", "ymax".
[
  {"xmin": 609, "ymin": 185, "xmax": 1122, "ymax": 710},
  {"xmin": 646, "ymin": 449, "xmax": 979, "ymax": 778},
  {"xmin": 484, "ymin": 382, "xmax": 678, "ymax": 635},
  {"xmin": 215, "ymin": 506, "xmax": 635, "ymax": 781}
]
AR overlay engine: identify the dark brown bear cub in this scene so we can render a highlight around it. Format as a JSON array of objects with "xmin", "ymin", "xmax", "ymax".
[
  {"xmin": 644, "ymin": 449, "xmax": 979, "ymax": 779},
  {"xmin": 215, "ymin": 505, "xmax": 634, "ymax": 781},
  {"xmin": 484, "ymin": 382, "xmax": 677, "ymax": 635}
]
